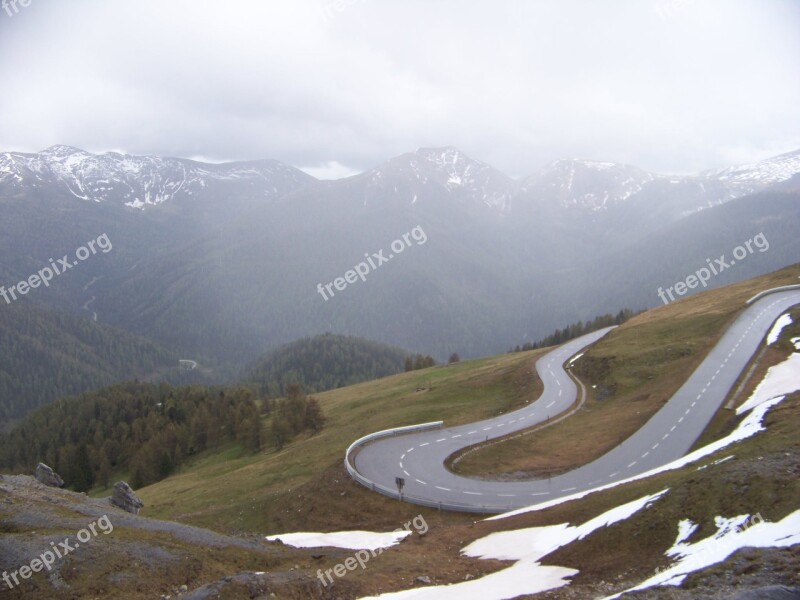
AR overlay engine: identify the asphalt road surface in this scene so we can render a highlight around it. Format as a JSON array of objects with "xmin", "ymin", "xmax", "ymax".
[{"xmin": 351, "ymin": 289, "xmax": 800, "ymax": 512}]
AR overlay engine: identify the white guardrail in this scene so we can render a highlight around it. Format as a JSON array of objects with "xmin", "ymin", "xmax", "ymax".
[
  {"xmin": 746, "ymin": 284, "xmax": 800, "ymax": 305},
  {"xmin": 344, "ymin": 421, "xmax": 519, "ymax": 514}
]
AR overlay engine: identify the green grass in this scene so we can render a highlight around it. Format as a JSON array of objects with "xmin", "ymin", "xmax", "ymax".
[
  {"xmin": 451, "ymin": 263, "xmax": 800, "ymax": 478},
  {"xmin": 140, "ymin": 349, "xmax": 545, "ymax": 532},
  {"xmin": 140, "ymin": 262, "xmax": 800, "ymax": 544}
]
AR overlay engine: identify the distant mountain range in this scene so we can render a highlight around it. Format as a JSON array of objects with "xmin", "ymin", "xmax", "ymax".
[
  {"xmin": 0, "ymin": 144, "xmax": 313, "ymax": 210},
  {"xmin": 1, "ymin": 144, "xmax": 799, "ymax": 421},
  {"xmin": 4, "ymin": 144, "xmax": 796, "ymax": 214}
]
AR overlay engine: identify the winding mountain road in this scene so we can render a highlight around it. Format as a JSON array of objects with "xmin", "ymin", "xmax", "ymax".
[{"xmin": 348, "ymin": 288, "xmax": 800, "ymax": 513}]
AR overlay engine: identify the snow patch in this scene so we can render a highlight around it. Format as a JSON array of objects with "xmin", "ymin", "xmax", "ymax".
[
  {"xmin": 766, "ymin": 313, "xmax": 793, "ymax": 345},
  {"xmin": 603, "ymin": 510, "xmax": 800, "ymax": 598},
  {"xmin": 266, "ymin": 530, "xmax": 410, "ymax": 551},
  {"xmin": 735, "ymin": 352, "xmax": 800, "ymax": 415},
  {"xmin": 358, "ymin": 491, "xmax": 667, "ymax": 599}
]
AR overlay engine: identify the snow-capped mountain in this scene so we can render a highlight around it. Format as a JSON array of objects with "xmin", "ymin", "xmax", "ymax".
[
  {"xmin": 0, "ymin": 145, "xmax": 315, "ymax": 210},
  {"xmin": 3, "ymin": 145, "xmax": 798, "ymax": 219},
  {"xmin": 0, "ymin": 143, "xmax": 798, "ymax": 389},
  {"xmin": 702, "ymin": 149, "xmax": 800, "ymax": 199},
  {"xmin": 518, "ymin": 150, "xmax": 800, "ymax": 216},
  {"xmin": 522, "ymin": 159, "xmax": 656, "ymax": 212},
  {"xmin": 354, "ymin": 146, "xmax": 518, "ymax": 212}
]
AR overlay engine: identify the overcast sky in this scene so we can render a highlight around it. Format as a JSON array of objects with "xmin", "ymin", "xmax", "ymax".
[{"xmin": 1, "ymin": 0, "xmax": 798, "ymax": 179}]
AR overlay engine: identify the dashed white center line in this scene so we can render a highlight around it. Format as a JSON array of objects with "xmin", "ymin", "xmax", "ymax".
[
  {"xmin": 467, "ymin": 431, "xmax": 478, "ymax": 435},
  {"xmin": 436, "ymin": 486, "xmax": 451, "ymax": 491},
  {"xmin": 546, "ymin": 401, "xmax": 555, "ymax": 408},
  {"xmin": 419, "ymin": 442, "xmax": 429, "ymax": 447},
  {"xmin": 561, "ymin": 487, "xmax": 577, "ymax": 492},
  {"xmin": 415, "ymin": 479, "xmax": 427, "ymax": 485},
  {"xmin": 451, "ymin": 434, "xmax": 462, "ymax": 439},
  {"xmin": 463, "ymin": 491, "xmax": 483, "ymax": 496},
  {"xmin": 627, "ymin": 461, "xmax": 637, "ymax": 468},
  {"xmin": 436, "ymin": 438, "xmax": 447, "ymax": 443},
  {"xmin": 530, "ymin": 492, "xmax": 549, "ymax": 496},
  {"xmin": 403, "ymin": 469, "xmax": 410, "ymax": 476}
]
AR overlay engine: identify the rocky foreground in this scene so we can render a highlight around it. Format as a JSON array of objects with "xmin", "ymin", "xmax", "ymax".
[{"xmin": 0, "ymin": 474, "xmax": 352, "ymax": 599}]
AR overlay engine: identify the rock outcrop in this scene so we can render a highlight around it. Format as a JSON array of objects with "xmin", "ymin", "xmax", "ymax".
[
  {"xmin": 111, "ymin": 481, "xmax": 144, "ymax": 514},
  {"xmin": 34, "ymin": 463, "xmax": 64, "ymax": 488}
]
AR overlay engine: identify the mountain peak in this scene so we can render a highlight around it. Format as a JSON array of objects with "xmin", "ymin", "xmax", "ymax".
[
  {"xmin": 40, "ymin": 144, "xmax": 86, "ymax": 157},
  {"xmin": 524, "ymin": 159, "xmax": 655, "ymax": 212},
  {"xmin": 704, "ymin": 149, "xmax": 800, "ymax": 192},
  {"xmin": 355, "ymin": 147, "xmax": 515, "ymax": 211},
  {"xmin": 414, "ymin": 146, "xmax": 477, "ymax": 172},
  {"xmin": 416, "ymin": 145, "xmax": 463, "ymax": 158}
]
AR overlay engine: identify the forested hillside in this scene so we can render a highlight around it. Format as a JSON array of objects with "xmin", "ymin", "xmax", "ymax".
[
  {"xmin": 0, "ymin": 302, "xmax": 177, "ymax": 424},
  {"xmin": 511, "ymin": 308, "xmax": 642, "ymax": 352},
  {"xmin": 0, "ymin": 382, "xmax": 263, "ymax": 490},
  {"xmin": 241, "ymin": 333, "xmax": 409, "ymax": 396}
]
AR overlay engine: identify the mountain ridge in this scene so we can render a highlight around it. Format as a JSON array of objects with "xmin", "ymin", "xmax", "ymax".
[{"xmin": 4, "ymin": 145, "xmax": 799, "ymax": 215}]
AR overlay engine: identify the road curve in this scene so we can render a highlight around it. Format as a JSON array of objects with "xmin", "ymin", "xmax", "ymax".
[{"xmin": 348, "ymin": 288, "xmax": 800, "ymax": 513}]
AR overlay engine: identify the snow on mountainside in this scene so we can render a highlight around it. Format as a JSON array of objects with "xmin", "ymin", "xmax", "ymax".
[
  {"xmin": 415, "ymin": 147, "xmax": 517, "ymax": 210},
  {"xmin": 702, "ymin": 149, "xmax": 800, "ymax": 199},
  {"xmin": 523, "ymin": 159, "xmax": 656, "ymax": 212},
  {"xmin": 361, "ymin": 146, "xmax": 517, "ymax": 211},
  {"xmin": 1, "ymin": 145, "xmax": 798, "ymax": 216},
  {"xmin": 521, "ymin": 150, "xmax": 800, "ymax": 213},
  {"xmin": 0, "ymin": 145, "xmax": 314, "ymax": 209}
]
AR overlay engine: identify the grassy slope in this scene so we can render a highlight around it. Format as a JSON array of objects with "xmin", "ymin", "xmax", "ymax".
[
  {"xmin": 452, "ymin": 263, "xmax": 800, "ymax": 478},
  {"xmin": 138, "ymin": 265, "xmax": 799, "ymax": 536},
  {"xmin": 138, "ymin": 349, "xmax": 545, "ymax": 533}
]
